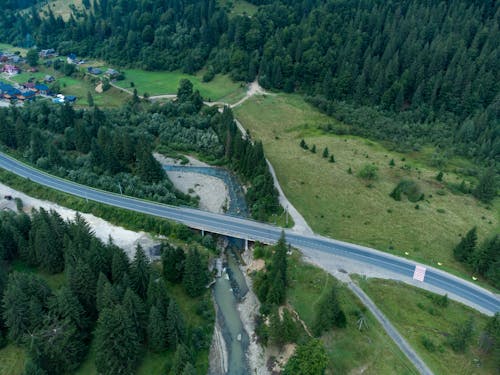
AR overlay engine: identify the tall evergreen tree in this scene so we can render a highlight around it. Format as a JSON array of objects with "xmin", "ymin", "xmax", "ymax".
[
  {"xmin": 166, "ymin": 300, "xmax": 185, "ymax": 349},
  {"xmin": 183, "ymin": 248, "xmax": 208, "ymax": 297},
  {"xmin": 147, "ymin": 305, "xmax": 168, "ymax": 352},
  {"xmin": 453, "ymin": 227, "xmax": 478, "ymax": 263},
  {"xmin": 161, "ymin": 244, "xmax": 185, "ymax": 283},
  {"xmin": 312, "ymin": 284, "xmax": 346, "ymax": 336},
  {"xmin": 95, "ymin": 305, "xmax": 142, "ymax": 375},
  {"xmin": 473, "ymin": 169, "xmax": 497, "ymax": 203},
  {"xmin": 130, "ymin": 245, "xmax": 151, "ymax": 300},
  {"xmin": 123, "ymin": 288, "xmax": 147, "ymax": 343}
]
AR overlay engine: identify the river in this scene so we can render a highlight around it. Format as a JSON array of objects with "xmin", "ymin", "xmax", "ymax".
[{"xmin": 162, "ymin": 162, "xmax": 252, "ymax": 374}]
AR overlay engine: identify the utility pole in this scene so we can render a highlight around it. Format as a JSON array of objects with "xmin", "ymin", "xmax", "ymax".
[
  {"xmin": 117, "ymin": 182, "xmax": 123, "ymax": 195},
  {"xmin": 286, "ymin": 204, "xmax": 289, "ymax": 226}
]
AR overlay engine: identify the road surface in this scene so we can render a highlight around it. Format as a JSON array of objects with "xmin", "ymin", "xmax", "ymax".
[
  {"xmin": 0, "ymin": 152, "xmax": 499, "ymax": 315},
  {"xmin": 349, "ymin": 282, "xmax": 433, "ymax": 375}
]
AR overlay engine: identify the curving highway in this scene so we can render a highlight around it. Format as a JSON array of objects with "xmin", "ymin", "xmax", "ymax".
[{"xmin": 0, "ymin": 152, "xmax": 499, "ymax": 315}]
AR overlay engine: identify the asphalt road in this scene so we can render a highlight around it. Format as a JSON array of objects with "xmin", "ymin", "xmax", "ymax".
[{"xmin": 1, "ymin": 152, "xmax": 499, "ymax": 315}]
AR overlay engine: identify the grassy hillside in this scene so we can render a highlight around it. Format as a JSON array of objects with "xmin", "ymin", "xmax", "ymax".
[
  {"xmin": 234, "ymin": 94, "xmax": 499, "ymax": 281},
  {"xmin": 356, "ymin": 278, "xmax": 497, "ymax": 375},
  {"xmin": 284, "ymin": 251, "xmax": 416, "ymax": 374},
  {"xmin": 114, "ymin": 69, "xmax": 246, "ymax": 102}
]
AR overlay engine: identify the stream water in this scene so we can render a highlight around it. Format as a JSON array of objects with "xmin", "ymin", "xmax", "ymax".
[
  {"xmin": 213, "ymin": 246, "xmax": 250, "ymax": 375},
  {"xmin": 162, "ymin": 163, "xmax": 251, "ymax": 374},
  {"xmin": 163, "ymin": 165, "xmax": 249, "ymax": 217}
]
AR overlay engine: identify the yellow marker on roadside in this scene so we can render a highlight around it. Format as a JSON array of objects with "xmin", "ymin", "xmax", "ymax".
[
  {"xmin": 472, "ymin": 276, "xmax": 478, "ymax": 281},
  {"xmin": 404, "ymin": 251, "xmax": 409, "ymax": 256},
  {"xmin": 437, "ymin": 262, "xmax": 442, "ymax": 266}
]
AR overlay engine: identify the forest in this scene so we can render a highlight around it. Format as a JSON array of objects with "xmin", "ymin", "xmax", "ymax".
[
  {"xmin": 1, "ymin": 0, "xmax": 498, "ymax": 168},
  {"xmin": 0, "ymin": 208, "xmax": 213, "ymax": 374},
  {"xmin": 0, "ymin": 81, "xmax": 280, "ymax": 221}
]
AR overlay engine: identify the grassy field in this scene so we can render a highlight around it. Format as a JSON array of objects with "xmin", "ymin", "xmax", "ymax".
[
  {"xmin": 37, "ymin": 0, "xmax": 84, "ymax": 20},
  {"xmin": 284, "ymin": 251, "xmax": 417, "ymax": 374},
  {"xmin": 0, "ymin": 43, "xmax": 29, "ymax": 55},
  {"xmin": 114, "ymin": 69, "xmax": 246, "ymax": 102},
  {"xmin": 234, "ymin": 94, "xmax": 499, "ymax": 280},
  {"xmin": 356, "ymin": 277, "xmax": 497, "ymax": 374},
  {"xmin": 0, "ymin": 345, "xmax": 25, "ymax": 375},
  {"xmin": 219, "ymin": 0, "xmax": 258, "ymax": 16}
]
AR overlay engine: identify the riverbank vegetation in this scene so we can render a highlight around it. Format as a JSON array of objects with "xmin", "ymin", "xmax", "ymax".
[
  {"xmin": 356, "ymin": 277, "xmax": 499, "ymax": 374},
  {"xmin": 250, "ymin": 237, "xmax": 417, "ymax": 373},
  {"xmin": 0, "ymin": 209, "xmax": 214, "ymax": 374},
  {"xmin": 0, "ymin": 79, "xmax": 281, "ymax": 221}
]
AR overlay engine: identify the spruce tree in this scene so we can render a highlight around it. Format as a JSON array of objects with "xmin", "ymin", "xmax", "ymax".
[
  {"xmin": 96, "ymin": 273, "xmax": 118, "ymax": 313},
  {"xmin": 23, "ymin": 360, "xmax": 48, "ymax": 375},
  {"xmin": 283, "ymin": 339, "xmax": 328, "ymax": 375},
  {"xmin": 473, "ymin": 169, "xmax": 497, "ymax": 203},
  {"xmin": 169, "ymin": 344, "xmax": 192, "ymax": 375},
  {"xmin": 312, "ymin": 284, "xmax": 346, "ymax": 336},
  {"xmin": 123, "ymin": 288, "xmax": 147, "ymax": 343},
  {"xmin": 166, "ymin": 300, "xmax": 185, "ymax": 349},
  {"xmin": 161, "ymin": 244, "xmax": 185, "ymax": 283},
  {"xmin": 146, "ymin": 275, "xmax": 170, "ymax": 315},
  {"xmin": 130, "ymin": 245, "xmax": 151, "ymax": 300},
  {"xmin": 95, "ymin": 305, "xmax": 142, "ymax": 375},
  {"xmin": 453, "ymin": 227, "xmax": 477, "ymax": 263},
  {"xmin": 329, "ymin": 154, "xmax": 335, "ymax": 163},
  {"xmin": 2, "ymin": 273, "xmax": 51, "ymax": 343},
  {"xmin": 48, "ymin": 287, "xmax": 89, "ymax": 334},
  {"xmin": 322, "ymin": 147, "xmax": 329, "ymax": 158},
  {"xmin": 183, "ymin": 248, "xmax": 208, "ymax": 297},
  {"xmin": 147, "ymin": 305, "xmax": 168, "ymax": 352},
  {"xmin": 67, "ymin": 260, "xmax": 97, "ymax": 318},
  {"xmin": 27, "ymin": 316, "xmax": 85, "ymax": 375},
  {"xmin": 111, "ymin": 248, "xmax": 130, "ymax": 283}
]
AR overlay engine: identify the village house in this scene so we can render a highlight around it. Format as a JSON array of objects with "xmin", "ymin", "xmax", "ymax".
[
  {"xmin": 44, "ymin": 75, "xmax": 55, "ymax": 83},
  {"xmin": 1, "ymin": 65, "xmax": 20, "ymax": 74},
  {"xmin": 87, "ymin": 67, "xmax": 102, "ymax": 75},
  {"xmin": 34, "ymin": 84, "xmax": 49, "ymax": 95},
  {"xmin": 39, "ymin": 49, "xmax": 57, "ymax": 59}
]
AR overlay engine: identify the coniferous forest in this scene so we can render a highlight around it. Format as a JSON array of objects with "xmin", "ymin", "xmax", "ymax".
[
  {"xmin": 1, "ymin": 0, "xmax": 498, "ymax": 167},
  {"xmin": 0, "ymin": 209, "xmax": 213, "ymax": 374},
  {"xmin": 0, "ymin": 81, "xmax": 280, "ymax": 220}
]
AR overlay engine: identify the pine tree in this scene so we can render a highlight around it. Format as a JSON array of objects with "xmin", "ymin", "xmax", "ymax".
[
  {"xmin": 48, "ymin": 287, "xmax": 89, "ymax": 334},
  {"xmin": 146, "ymin": 275, "xmax": 170, "ymax": 316},
  {"xmin": 161, "ymin": 244, "xmax": 185, "ymax": 283},
  {"xmin": 2, "ymin": 273, "xmax": 51, "ymax": 343},
  {"xmin": 453, "ymin": 227, "xmax": 477, "ymax": 263},
  {"xmin": 169, "ymin": 344, "xmax": 192, "ymax": 375},
  {"xmin": 130, "ymin": 245, "xmax": 150, "ymax": 300},
  {"xmin": 95, "ymin": 305, "xmax": 142, "ymax": 375},
  {"xmin": 329, "ymin": 154, "xmax": 335, "ymax": 163},
  {"xmin": 123, "ymin": 288, "xmax": 147, "ymax": 343},
  {"xmin": 183, "ymin": 248, "xmax": 208, "ymax": 297},
  {"xmin": 473, "ymin": 169, "xmax": 497, "ymax": 203},
  {"xmin": 96, "ymin": 273, "xmax": 118, "ymax": 313},
  {"xmin": 299, "ymin": 139, "xmax": 307, "ymax": 149},
  {"xmin": 312, "ymin": 284, "xmax": 346, "ymax": 336},
  {"xmin": 147, "ymin": 305, "xmax": 168, "ymax": 352},
  {"xmin": 311, "ymin": 144, "xmax": 316, "ymax": 153},
  {"xmin": 87, "ymin": 92, "xmax": 94, "ymax": 107},
  {"xmin": 27, "ymin": 316, "xmax": 85, "ymax": 374},
  {"xmin": 23, "ymin": 360, "xmax": 48, "ymax": 375},
  {"xmin": 166, "ymin": 300, "xmax": 185, "ymax": 349},
  {"xmin": 111, "ymin": 248, "xmax": 130, "ymax": 283},
  {"xmin": 322, "ymin": 147, "xmax": 329, "ymax": 158},
  {"xmin": 67, "ymin": 260, "xmax": 97, "ymax": 318}
]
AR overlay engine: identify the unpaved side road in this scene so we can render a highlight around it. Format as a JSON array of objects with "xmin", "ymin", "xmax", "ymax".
[{"xmin": 348, "ymin": 281, "xmax": 433, "ymax": 375}]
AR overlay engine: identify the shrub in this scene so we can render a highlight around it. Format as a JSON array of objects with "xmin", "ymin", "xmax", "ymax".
[
  {"xmin": 389, "ymin": 179, "xmax": 423, "ymax": 202},
  {"xmin": 421, "ymin": 336, "xmax": 436, "ymax": 352},
  {"xmin": 358, "ymin": 164, "xmax": 378, "ymax": 180}
]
